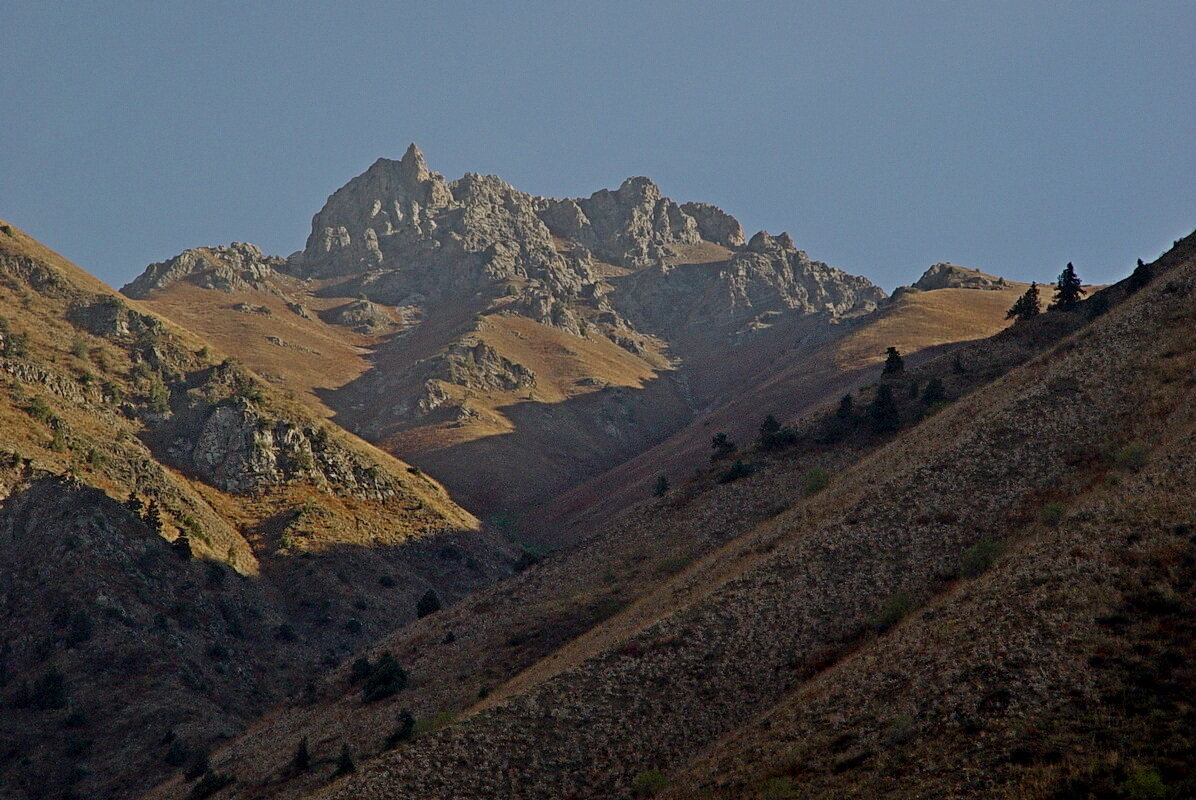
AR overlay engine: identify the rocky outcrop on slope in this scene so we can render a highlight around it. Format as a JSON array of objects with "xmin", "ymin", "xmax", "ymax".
[
  {"xmin": 614, "ymin": 231, "xmax": 885, "ymax": 339},
  {"xmin": 121, "ymin": 242, "xmax": 283, "ymax": 299},
  {"xmin": 680, "ymin": 201, "xmax": 745, "ymax": 248},
  {"xmin": 912, "ymin": 262, "xmax": 1008, "ymax": 291}
]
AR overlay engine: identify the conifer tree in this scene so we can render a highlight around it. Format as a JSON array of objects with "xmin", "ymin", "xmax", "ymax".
[
  {"xmin": 1006, "ymin": 282, "xmax": 1041, "ymax": 321},
  {"xmin": 835, "ymin": 394, "xmax": 854, "ymax": 420},
  {"xmin": 291, "ymin": 737, "xmax": 310, "ymax": 774},
  {"xmin": 416, "ymin": 589, "xmax": 441, "ymax": 619},
  {"xmin": 652, "ymin": 475, "xmax": 670, "ymax": 497},
  {"xmin": 882, "ymin": 347, "xmax": 904, "ymax": 375},
  {"xmin": 1051, "ymin": 262, "xmax": 1085, "ymax": 309},
  {"xmin": 144, "ymin": 499, "xmax": 163, "ymax": 533},
  {"xmin": 333, "ymin": 744, "xmax": 355, "ymax": 777},
  {"xmin": 1127, "ymin": 258, "xmax": 1152, "ymax": 293},
  {"xmin": 869, "ymin": 384, "xmax": 900, "ymax": 433},
  {"xmin": 125, "ymin": 492, "xmax": 144, "ymax": 516},
  {"xmin": 921, "ymin": 377, "xmax": 946, "ymax": 405}
]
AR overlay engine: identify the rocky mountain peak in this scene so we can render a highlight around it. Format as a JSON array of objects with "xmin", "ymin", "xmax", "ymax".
[
  {"xmin": 121, "ymin": 242, "xmax": 283, "ymax": 298},
  {"xmin": 398, "ymin": 141, "xmax": 431, "ymax": 182}
]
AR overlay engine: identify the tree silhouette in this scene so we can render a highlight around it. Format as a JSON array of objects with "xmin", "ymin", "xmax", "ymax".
[
  {"xmin": 652, "ymin": 475, "xmax": 670, "ymax": 497},
  {"xmin": 869, "ymin": 385, "xmax": 900, "ymax": 433},
  {"xmin": 1127, "ymin": 258, "xmax": 1152, "ymax": 293},
  {"xmin": 1006, "ymin": 282, "xmax": 1041, "ymax": 321},
  {"xmin": 416, "ymin": 589, "xmax": 441, "ymax": 619},
  {"xmin": 711, "ymin": 432, "xmax": 736, "ymax": 460},
  {"xmin": 882, "ymin": 347, "xmax": 904, "ymax": 375},
  {"xmin": 1051, "ymin": 262, "xmax": 1085, "ymax": 309},
  {"xmin": 835, "ymin": 394, "xmax": 854, "ymax": 420}
]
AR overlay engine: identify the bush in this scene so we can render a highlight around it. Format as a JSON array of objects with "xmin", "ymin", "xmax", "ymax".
[
  {"xmin": 873, "ymin": 592, "xmax": 913, "ymax": 630},
  {"xmin": 960, "ymin": 536, "xmax": 1004, "ymax": 577},
  {"xmin": 416, "ymin": 589, "xmax": 441, "ymax": 619},
  {"xmin": 362, "ymin": 652, "xmax": 407, "ymax": 702},
  {"xmin": 718, "ymin": 460, "xmax": 753, "ymax": 484},
  {"xmin": 350, "ymin": 657, "xmax": 373, "ymax": 683},
  {"xmin": 711, "ymin": 432, "xmax": 736, "ymax": 460},
  {"xmin": 1112, "ymin": 441, "xmax": 1148, "ymax": 471},
  {"xmin": 632, "ymin": 769, "xmax": 669, "ymax": 797},
  {"xmin": 25, "ymin": 396, "xmax": 53, "ymax": 424},
  {"xmin": 652, "ymin": 475, "xmax": 670, "ymax": 497},
  {"xmin": 290, "ymin": 737, "xmax": 310, "ymax": 773},
  {"xmin": 187, "ymin": 771, "xmax": 233, "ymax": 800},
  {"xmin": 1119, "ymin": 768, "xmax": 1168, "ymax": 800},
  {"xmin": 803, "ymin": 467, "xmax": 830, "ymax": 496},
  {"xmin": 921, "ymin": 377, "xmax": 946, "ymax": 405},
  {"xmin": 761, "ymin": 776, "xmax": 797, "ymax": 799},
  {"xmin": 1041, "ymin": 501, "xmax": 1066, "ymax": 526},
  {"xmin": 384, "ymin": 710, "xmax": 416, "ymax": 749}
]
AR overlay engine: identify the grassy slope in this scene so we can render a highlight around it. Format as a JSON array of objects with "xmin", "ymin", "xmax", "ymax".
[{"xmin": 284, "ymin": 238, "xmax": 1192, "ymax": 800}]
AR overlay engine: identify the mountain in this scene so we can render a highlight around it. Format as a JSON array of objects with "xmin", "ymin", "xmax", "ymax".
[
  {"xmin": 137, "ymin": 224, "xmax": 1195, "ymax": 800},
  {"xmin": 0, "ymin": 221, "xmax": 518, "ymax": 800},
  {"xmin": 125, "ymin": 145, "xmax": 1029, "ymax": 540}
]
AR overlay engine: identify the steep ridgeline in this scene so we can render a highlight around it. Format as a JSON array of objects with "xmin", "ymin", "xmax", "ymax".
[
  {"xmin": 124, "ymin": 144, "xmax": 886, "ymax": 521},
  {"xmin": 145, "ymin": 235, "xmax": 1196, "ymax": 800},
  {"xmin": 0, "ymin": 222, "xmax": 517, "ymax": 800}
]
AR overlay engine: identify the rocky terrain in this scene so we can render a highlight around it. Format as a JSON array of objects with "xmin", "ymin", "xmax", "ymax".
[
  {"xmin": 142, "ymin": 233, "xmax": 1193, "ymax": 800},
  {"xmin": 126, "ymin": 145, "xmax": 1007, "ymax": 532},
  {"xmin": 0, "ymin": 221, "xmax": 518, "ymax": 800}
]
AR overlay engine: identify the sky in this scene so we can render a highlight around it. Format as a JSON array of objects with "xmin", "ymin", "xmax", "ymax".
[{"xmin": 1, "ymin": 1, "xmax": 1193, "ymax": 292}]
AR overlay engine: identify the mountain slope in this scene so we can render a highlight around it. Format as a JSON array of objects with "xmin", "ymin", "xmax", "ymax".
[
  {"xmin": 122, "ymin": 145, "xmax": 889, "ymax": 522},
  {"xmin": 296, "ymin": 237, "xmax": 1192, "ymax": 800},
  {"xmin": 0, "ymin": 221, "xmax": 516, "ymax": 800}
]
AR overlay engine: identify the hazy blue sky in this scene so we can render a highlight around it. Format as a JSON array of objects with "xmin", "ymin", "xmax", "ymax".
[{"xmin": 2, "ymin": 1, "xmax": 1192, "ymax": 291}]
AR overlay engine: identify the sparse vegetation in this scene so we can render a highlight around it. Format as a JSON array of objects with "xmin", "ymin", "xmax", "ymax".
[
  {"xmin": 383, "ymin": 710, "xmax": 416, "ymax": 749},
  {"xmin": 873, "ymin": 591, "xmax": 913, "ymax": 630},
  {"xmin": 361, "ymin": 652, "xmax": 408, "ymax": 702},
  {"xmin": 803, "ymin": 467, "xmax": 830, "ymax": 496},
  {"xmin": 1119, "ymin": 767, "xmax": 1168, "ymax": 800},
  {"xmin": 632, "ymin": 769, "xmax": 669, "ymax": 797},
  {"xmin": 711, "ymin": 432, "xmax": 736, "ymax": 460},
  {"xmin": 718, "ymin": 459, "xmax": 753, "ymax": 484},
  {"xmin": 1041, "ymin": 501, "xmax": 1067, "ymax": 526},
  {"xmin": 960, "ymin": 536, "xmax": 1004, "ymax": 577},
  {"xmin": 1111, "ymin": 441, "xmax": 1148, "ymax": 471}
]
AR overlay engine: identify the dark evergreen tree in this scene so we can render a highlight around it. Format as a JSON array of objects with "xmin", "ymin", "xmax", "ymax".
[
  {"xmin": 172, "ymin": 534, "xmax": 192, "ymax": 560},
  {"xmin": 416, "ymin": 589, "xmax": 441, "ymax": 619},
  {"xmin": 1051, "ymin": 262, "xmax": 1085, "ymax": 309},
  {"xmin": 710, "ymin": 432, "xmax": 736, "ymax": 460},
  {"xmin": 1127, "ymin": 258, "xmax": 1152, "ymax": 293},
  {"xmin": 333, "ymin": 744, "xmax": 355, "ymax": 777},
  {"xmin": 882, "ymin": 347, "xmax": 904, "ymax": 375},
  {"xmin": 125, "ymin": 491, "xmax": 144, "ymax": 516},
  {"xmin": 1005, "ymin": 282, "xmax": 1041, "ymax": 321},
  {"xmin": 921, "ymin": 377, "xmax": 947, "ymax": 405},
  {"xmin": 757, "ymin": 414, "xmax": 797, "ymax": 450},
  {"xmin": 835, "ymin": 394, "xmax": 854, "ymax": 420},
  {"xmin": 869, "ymin": 384, "xmax": 900, "ymax": 433},
  {"xmin": 362, "ymin": 653, "xmax": 407, "ymax": 702},
  {"xmin": 652, "ymin": 475, "xmax": 670, "ymax": 497},
  {"xmin": 290, "ymin": 737, "xmax": 310, "ymax": 774},
  {"xmin": 759, "ymin": 415, "xmax": 780, "ymax": 436},
  {"xmin": 144, "ymin": 499, "xmax": 163, "ymax": 532}
]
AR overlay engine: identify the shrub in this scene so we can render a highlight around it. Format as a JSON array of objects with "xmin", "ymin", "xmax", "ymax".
[
  {"xmin": 921, "ymin": 377, "xmax": 946, "ymax": 405},
  {"xmin": 803, "ymin": 467, "xmax": 830, "ymax": 496},
  {"xmin": 187, "ymin": 771, "xmax": 233, "ymax": 800},
  {"xmin": 25, "ymin": 396, "xmax": 53, "ymax": 424},
  {"xmin": 416, "ymin": 589, "xmax": 441, "ymax": 619},
  {"xmin": 361, "ymin": 652, "xmax": 407, "ymax": 702},
  {"xmin": 290, "ymin": 737, "xmax": 310, "ymax": 773},
  {"xmin": 632, "ymin": 769, "xmax": 669, "ymax": 797},
  {"xmin": 761, "ymin": 776, "xmax": 797, "ymax": 799},
  {"xmin": 350, "ymin": 657, "xmax": 373, "ymax": 683},
  {"xmin": 1126, "ymin": 258, "xmax": 1152, "ymax": 293},
  {"xmin": 711, "ymin": 432, "xmax": 736, "ymax": 460},
  {"xmin": 652, "ymin": 475, "xmax": 670, "ymax": 497},
  {"xmin": 873, "ymin": 592, "xmax": 913, "ymax": 630},
  {"xmin": 1119, "ymin": 768, "xmax": 1168, "ymax": 800},
  {"xmin": 960, "ymin": 536, "xmax": 1004, "ymax": 577},
  {"xmin": 1112, "ymin": 441, "xmax": 1148, "ymax": 471},
  {"xmin": 71, "ymin": 337, "xmax": 88, "ymax": 359},
  {"xmin": 383, "ymin": 710, "xmax": 416, "ymax": 749},
  {"xmin": 1041, "ymin": 501, "xmax": 1066, "ymax": 526},
  {"xmin": 718, "ymin": 460, "xmax": 753, "ymax": 484},
  {"xmin": 835, "ymin": 393, "xmax": 854, "ymax": 421}
]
